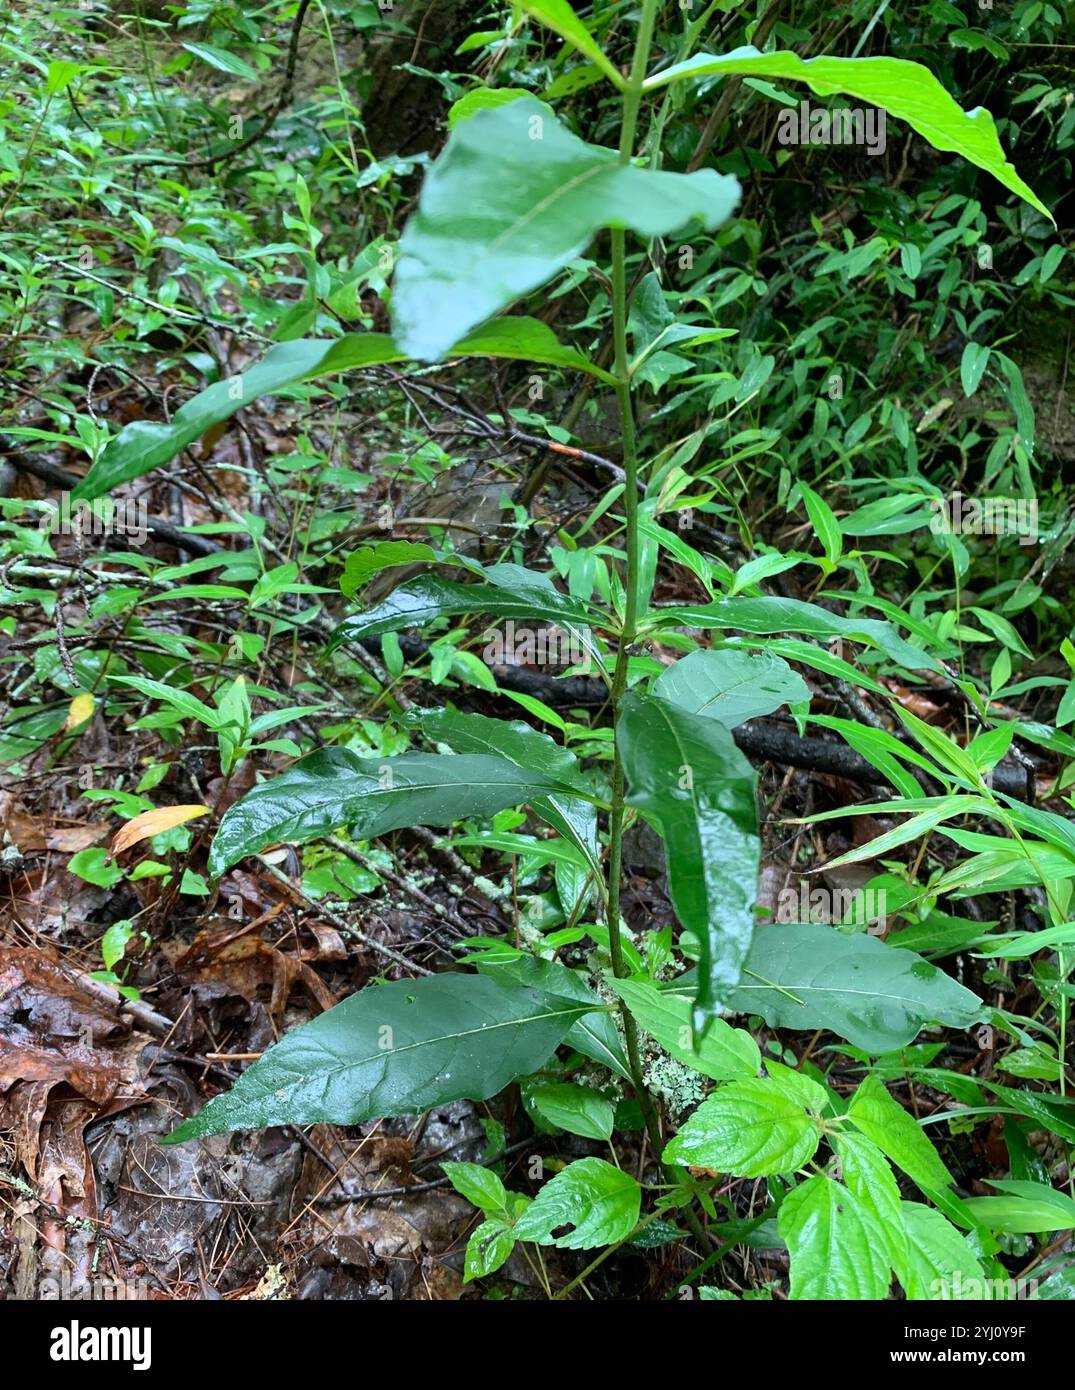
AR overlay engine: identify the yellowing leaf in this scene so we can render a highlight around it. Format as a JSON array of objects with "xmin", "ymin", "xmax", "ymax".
[
  {"xmin": 110, "ymin": 804, "xmax": 210, "ymax": 857},
  {"xmin": 66, "ymin": 693, "xmax": 95, "ymax": 730}
]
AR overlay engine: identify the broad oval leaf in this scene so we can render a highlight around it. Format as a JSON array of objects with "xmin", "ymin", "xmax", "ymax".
[
  {"xmin": 643, "ymin": 47, "xmax": 1051, "ymax": 221},
  {"xmin": 652, "ymin": 648, "xmax": 810, "ymax": 728},
  {"xmin": 620, "ymin": 691, "xmax": 759, "ymax": 1030},
  {"xmin": 391, "ymin": 97, "xmax": 740, "ymax": 361},
  {"xmin": 777, "ymin": 1174, "xmax": 892, "ymax": 1300},
  {"xmin": 725, "ymin": 923, "xmax": 984, "ymax": 1053},
  {"xmin": 512, "ymin": 1157, "xmax": 641, "ymax": 1249},
  {"xmin": 531, "ymin": 1082, "xmax": 615, "ymax": 1140},
  {"xmin": 165, "ymin": 973, "xmax": 592, "ymax": 1141},
  {"xmin": 663, "ymin": 1078, "xmax": 821, "ymax": 1177},
  {"xmin": 207, "ymin": 748, "xmax": 591, "ymax": 878}
]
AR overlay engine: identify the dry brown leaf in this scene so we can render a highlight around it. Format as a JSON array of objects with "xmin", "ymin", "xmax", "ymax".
[{"xmin": 110, "ymin": 804, "xmax": 209, "ymax": 857}]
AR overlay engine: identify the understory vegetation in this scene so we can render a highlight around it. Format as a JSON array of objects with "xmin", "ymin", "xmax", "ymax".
[{"xmin": 1, "ymin": 0, "xmax": 1074, "ymax": 1303}]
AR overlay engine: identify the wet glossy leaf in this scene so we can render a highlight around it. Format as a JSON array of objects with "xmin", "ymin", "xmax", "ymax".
[
  {"xmin": 777, "ymin": 1175, "xmax": 892, "ymax": 1300},
  {"xmin": 475, "ymin": 953, "xmax": 629, "ymax": 1081},
  {"xmin": 963, "ymin": 1180, "xmax": 1075, "ymax": 1234},
  {"xmin": 531, "ymin": 1082, "xmax": 615, "ymax": 1140},
  {"xmin": 391, "ymin": 97, "xmax": 740, "ymax": 360},
  {"xmin": 207, "ymin": 747, "xmax": 590, "ymax": 877},
  {"xmin": 611, "ymin": 977, "xmax": 759, "ymax": 1081},
  {"xmin": 165, "ymin": 973, "xmax": 592, "ymax": 1141},
  {"xmin": 725, "ymin": 924, "xmax": 984, "ymax": 1053},
  {"xmin": 896, "ymin": 1203, "xmax": 987, "ymax": 1299},
  {"xmin": 847, "ymin": 1075, "xmax": 953, "ymax": 1191},
  {"xmin": 663, "ymin": 1078, "xmax": 821, "ymax": 1177},
  {"xmin": 512, "ymin": 1158, "xmax": 641, "ymax": 1249},
  {"xmin": 652, "ymin": 648, "xmax": 810, "ymax": 728},
  {"xmin": 416, "ymin": 707, "xmax": 598, "ymax": 873},
  {"xmin": 620, "ymin": 691, "xmax": 759, "ymax": 1029}
]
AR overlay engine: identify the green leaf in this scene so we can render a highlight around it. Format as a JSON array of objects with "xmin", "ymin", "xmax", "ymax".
[
  {"xmin": 797, "ymin": 481, "xmax": 843, "ymax": 565},
  {"xmin": 611, "ymin": 977, "xmax": 760, "ymax": 1081},
  {"xmin": 475, "ymin": 953, "xmax": 629, "ymax": 1080},
  {"xmin": 67, "ymin": 847, "xmax": 124, "ymax": 889},
  {"xmin": 964, "ymin": 1180, "xmax": 1075, "ymax": 1234},
  {"xmin": 512, "ymin": 1158, "xmax": 641, "ymax": 1249},
  {"xmin": 391, "ymin": 97, "xmax": 740, "ymax": 360},
  {"xmin": 441, "ymin": 1160, "xmax": 510, "ymax": 1216},
  {"xmin": 726, "ymin": 923, "xmax": 984, "ymax": 1053},
  {"xmin": 515, "ymin": 0, "xmax": 624, "ymax": 89},
  {"xmin": 645, "ymin": 596, "xmax": 937, "ymax": 671},
  {"xmin": 101, "ymin": 919, "xmax": 136, "ymax": 971},
  {"xmin": 663, "ymin": 1078, "xmax": 822, "ymax": 1177},
  {"xmin": 447, "ymin": 87, "xmax": 532, "ymax": 128},
  {"xmin": 777, "ymin": 1175, "xmax": 892, "ymax": 1300},
  {"xmin": 531, "ymin": 1083, "xmax": 615, "ymax": 1140},
  {"xmin": 643, "ymin": 48, "xmax": 1051, "ymax": 221},
  {"xmin": 847, "ymin": 1075, "xmax": 953, "ymax": 1191},
  {"xmin": 833, "ymin": 1130, "xmax": 909, "ymax": 1274},
  {"xmin": 207, "ymin": 748, "xmax": 590, "ymax": 877},
  {"xmin": 165, "ymin": 973, "xmax": 592, "ymax": 1141},
  {"xmin": 182, "ymin": 42, "xmax": 259, "ymax": 81},
  {"xmin": 73, "ymin": 321, "xmax": 603, "ymax": 501},
  {"xmin": 464, "ymin": 1219, "xmax": 516, "ymax": 1281},
  {"xmin": 896, "ymin": 1203, "xmax": 988, "ymax": 1300},
  {"xmin": 330, "ymin": 571, "xmax": 601, "ymax": 666},
  {"xmin": 652, "ymin": 648, "xmax": 810, "ymax": 728},
  {"xmin": 960, "ymin": 342, "xmax": 991, "ymax": 397},
  {"xmin": 416, "ymin": 707, "xmax": 598, "ymax": 873},
  {"xmin": 620, "ymin": 692, "xmax": 759, "ymax": 1028}
]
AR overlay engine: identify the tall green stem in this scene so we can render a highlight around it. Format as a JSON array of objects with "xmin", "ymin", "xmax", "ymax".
[{"xmin": 604, "ymin": 0, "xmax": 664, "ymax": 1161}]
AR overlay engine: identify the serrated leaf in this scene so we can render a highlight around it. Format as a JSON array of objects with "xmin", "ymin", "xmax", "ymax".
[
  {"xmin": 391, "ymin": 97, "xmax": 739, "ymax": 360},
  {"xmin": 620, "ymin": 692, "xmax": 759, "ymax": 1029},
  {"xmin": 652, "ymin": 649, "xmax": 810, "ymax": 729},
  {"xmin": 726, "ymin": 923, "xmax": 984, "ymax": 1053},
  {"xmin": 512, "ymin": 1158, "xmax": 640, "ymax": 1249},
  {"xmin": 165, "ymin": 974, "xmax": 591, "ymax": 1141},
  {"xmin": 663, "ymin": 1079, "xmax": 821, "ymax": 1177},
  {"xmin": 896, "ymin": 1202, "xmax": 988, "ymax": 1299},
  {"xmin": 833, "ymin": 1130, "xmax": 909, "ymax": 1274},
  {"xmin": 611, "ymin": 977, "xmax": 759, "ymax": 1081},
  {"xmin": 847, "ymin": 1074, "xmax": 953, "ymax": 1191},
  {"xmin": 207, "ymin": 748, "xmax": 590, "ymax": 877},
  {"xmin": 777, "ymin": 1175, "xmax": 892, "ymax": 1300},
  {"xmin": 643, "ymin": 48, "xmax": 1051, "ymax": 221}
]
